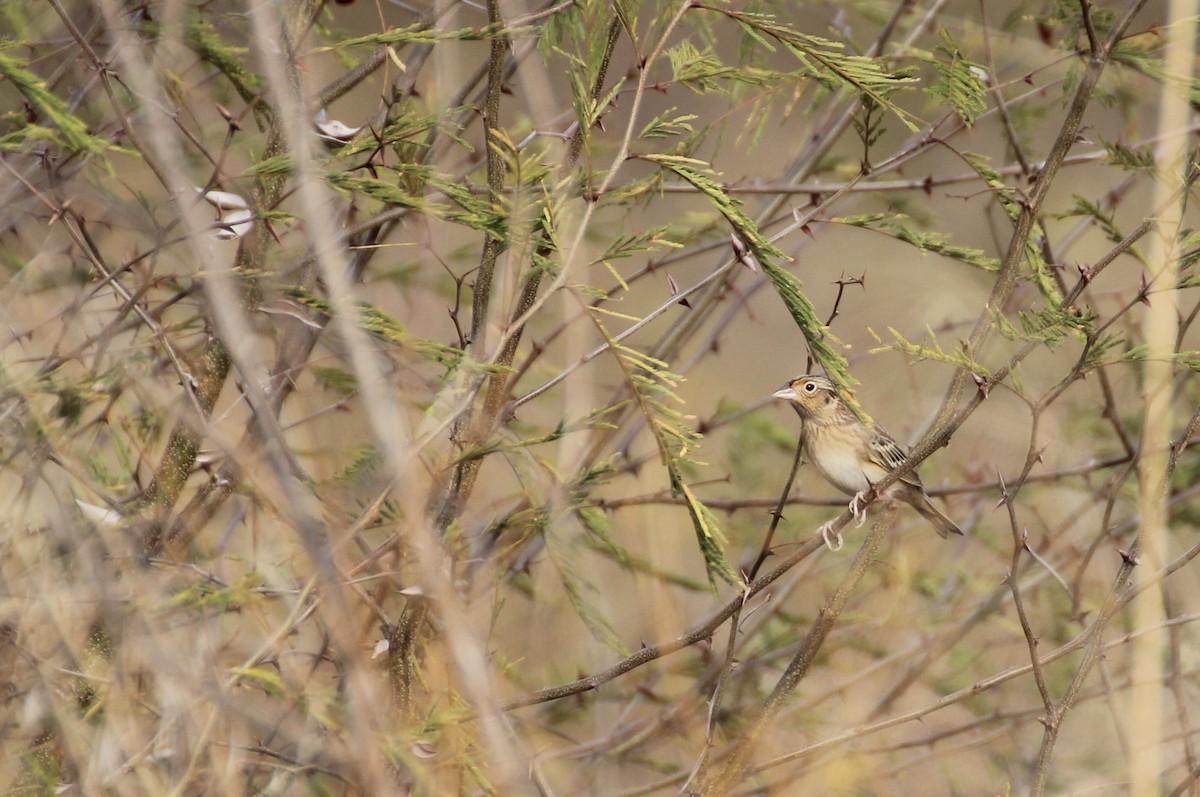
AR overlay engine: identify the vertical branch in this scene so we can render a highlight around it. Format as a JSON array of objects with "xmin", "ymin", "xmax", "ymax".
[
  {"xmin": 922, "ymin": 0, "xmax": 1150, "ymax": 449},
  {"xmin": 433, "ymin": 0, "xmax": 512, "ymax": 531},
  {"xmin": 238, "ymin": 1, "xmax": 545, "ymax": 791},
  {"xmin": 436, "ymin": 11, "xmax": 625, "ymax": 532},
  {"xmin": 470, "ymin": 0, "xmax": 511, "ymax": 346},
  {"xmin": 387, "ymin": 599, "xmax": 429, "ymax": 715},
  {"xmin": 1029, "ymin": 138, "xmax": 1193, "ymax": 797},
  {"xmin": 1000, "ymin": 417, "xmax": 1055, "ymax": 715},
  {"xmin": 1029, "ymin": 546, "xmax": 1140, "ymax": 795},
  {"xmin": 1130, "ymin": 0, "xmax": 1195, "ymax": 792},
  {"xmin": 698, "ymin": 504, "xmax": 899, "ymax": 796},
  {"xmin": 684, "ymin": 431, "xmax": 806, "ymax": 791},
  {"xmin": 134, "ymin": 339, "xmax": 229, "ymax": 551},
  {"xmin": 565, "ymin": 17, "xmax": 622, "ymax": 172},
  {"xmin": 42, "ymin": 0, "xmax": 251, "ymax": 555},
  {"xmin": 485, "ymin": 15, "xmax": 623, "ymax": 402}
]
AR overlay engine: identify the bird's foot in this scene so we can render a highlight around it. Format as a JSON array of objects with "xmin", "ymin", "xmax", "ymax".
[
  {"xmin": 848, "ymin": 491, "xmax": 869, "ymax": 528},
  {"xmin": 817, "ymin": 521, "xmax": 844, "ymax": 551}
]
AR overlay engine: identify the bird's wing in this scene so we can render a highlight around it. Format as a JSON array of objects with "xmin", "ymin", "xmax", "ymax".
[{"xmin": 867, "ymin": 427, "xmax": 923, "ymax": 489}]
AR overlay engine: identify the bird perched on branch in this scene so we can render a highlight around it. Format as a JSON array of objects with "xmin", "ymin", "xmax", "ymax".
[{"xmin": 772, "ymin": 374, "xmax": 963, "ymax": 550}]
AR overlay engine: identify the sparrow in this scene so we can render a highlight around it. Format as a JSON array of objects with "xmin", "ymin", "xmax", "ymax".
[{"xmin": 773, "ymin": 374, "xmax": 963, "ymax": 549}]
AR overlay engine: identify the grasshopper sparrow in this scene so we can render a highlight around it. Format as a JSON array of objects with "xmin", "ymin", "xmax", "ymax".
[{"xmin": 773, "ymin": 374, "xmax": 963, "ymax": 549}]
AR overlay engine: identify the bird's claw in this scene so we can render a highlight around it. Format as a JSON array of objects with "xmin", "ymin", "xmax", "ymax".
[
  {"xmin": 848, "ymin": 491, "xmax": 868, "ymax": 528},
  {"xmin": 817, "ymin": 521, "xmax": 843, "ymax": 551}
]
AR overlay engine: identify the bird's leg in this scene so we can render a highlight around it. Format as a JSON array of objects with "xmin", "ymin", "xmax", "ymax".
[
  {"xmin": 847, "ymin": 490, "xmax": 870, "ymax": 528},
  {"xmin": 846, "ymin": 474, "xmax": 882, "ymax": 528},
  {"xmin": 817, "ymin": 520, "xmax": 843, "ymax": 551}
]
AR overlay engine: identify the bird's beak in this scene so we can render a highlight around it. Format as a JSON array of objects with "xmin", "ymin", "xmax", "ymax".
[{"xmin": 772, "ymin": 385, "xmax": 797, "ymax": 401}]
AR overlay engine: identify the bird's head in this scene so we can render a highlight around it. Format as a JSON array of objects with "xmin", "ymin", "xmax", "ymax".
[{"xmin": 771, "ymin": 374, "xmax": 844, "ymax": 421}]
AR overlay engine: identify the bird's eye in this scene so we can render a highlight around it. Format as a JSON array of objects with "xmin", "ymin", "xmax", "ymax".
[{"xmin": 803, "ymin": 382, "xmax": 816, "ymax": 393}]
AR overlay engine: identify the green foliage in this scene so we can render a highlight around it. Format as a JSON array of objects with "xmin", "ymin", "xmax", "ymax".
[
  {"xmin": 667, "ymin": 41, "xmax": 778, "ymax": 94},
  {"xmin": 240, "ymin": 153, "xmax": 293, "ymax": 177},
  {"xmin": 1177, "ymin": 228, "xmax": 1200, "ymax": 277},
  {"xmin": 915, "ymin": 29, "xmax": 989, "ymax": 127},
  {"xmin": 639, "ymin": 153, "xmax": 858, "ymax": 404},
  {"xmin": 454, "ymin": 422, "xmax": 567, "ymax": 466},
  {"xmin": 591, "ymin": 315, "xmax": 740, "ymax": 589},
  {"xmin": 960, "ymin": 151, "xmax": 1062, "ymax": 305},
  {"xmin": 133, "ymin": 408, "xmax": 163, "ymax": 444},
  {"xmin": 1102, "ymin": 140, "xmax": 1156, "ymax": 172},
  {"xmin": 229, "ymin": 666, "xmax": 290, "ymax": 699},
  {"xmin": 1115, "ymin": 346, "xmax": 1200, "ymax": 373},
  {"xmin": 171, "ymin": 573, "xmax": 263, "ymax": 611},
  {"xmin": 1111, "ymin": 38, "xmax": 1200, "ymax": 106},
  {"xmin": 310, "ymin": 364, "xmax": 358, "ymax": 394},
  {"xmin": 834, "ymin": 213, "xmax": 1001, "ymax": 271},
  {"xmin": 870, "ymin": 326, "xmax": 992, "ymax": 376},
  {"xmin": 8, "ymin": 2, "xmax": 1200, "ymax": 793},
  {"xmin": 185, "ymin": 20, "xmax": 269, "ymax": 124},
  {"xmin": 1076, "ymin": 331, "xmax": 1122, "ymax": 374},
  {"xmin": 335, "ymin": 445, "xmax": 382, "ymax": 485},
  {"xmin": 286, "ymin": 287, "xmax": 467, "ymax": 371},
  {"xmin": 1035, "ymin": 0, "xmax": 1116, "ymax": 44},
  {"xmin": 560, "ymin": 45, "xmax": 627, "ymax": 132},
  {"xmin": 1019, "ymin": 305, "xmax": 1095, "ymax": 348},
  {"xmin": 0, "ymin": 50, "xmax": 106, "ymax": 155},
  {"xmin": 1054, "ymin": 195, "xmax": 1149, "ymax": 267},
  {"xmin": 325, "ymin": 173, "xmax": 427, "ymax": 210},
  {"xmin": 593, "ymin": 226, "xmax": 682, "ymax": 287},
  {"xmin": 598, "ymin": 226, "xmax": 682, "ymax": 265},
  {"xmin": 851, "ymin": 97, "xmax": 887, "ymax": 163},
  {"xmin": 0, "ymin": 4, "xmax": 32, "ymax": 41},
  {"xmin": 544, "ymin": 518, "xmax": 629, "ymax": 654},
  {"xmin": 698, "ymin": 5, "xmax": 920, "ymax": 130},
  {"xmin": 639, "ymin": 109, "xmax": 698, "ymax": 140},
  {"xmin": 576, "ymin": 505, "xmax": 630, "ymax": 566},
  {"xmin": 431, "ymin": 174, "xmax": 507, "ymax": 240},
  {"xmin": 324, "ymin": 22, "xmax": 538, "ymax": 51}
]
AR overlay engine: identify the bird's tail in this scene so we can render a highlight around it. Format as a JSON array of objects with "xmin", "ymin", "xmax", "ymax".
[{"xmin": 906, "ymin": 490, "xmax": 963, "ymax": 539}]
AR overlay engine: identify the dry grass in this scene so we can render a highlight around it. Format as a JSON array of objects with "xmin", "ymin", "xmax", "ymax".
[{"xmin": 1, "ymin": 1, "xmax": 1199, "ymax": 795}]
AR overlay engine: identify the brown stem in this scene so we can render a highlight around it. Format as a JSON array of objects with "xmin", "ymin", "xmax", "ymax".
[
  {"xmin": 502, "ymin": 531, "xmax": 824, "ymax": 711},
  {"xmin": 928, "ymin": 0, "xmax": 1150, "ymax": 445},
  {"xmin": 697, "ymin": 505, "xmax": 899, "ymax": 796},
  {"xmin": 134, "ymin": 338, "xmax": 229, "ymax": 553},
  {"xmin": 686, "ymin": 429, "xmax": 808, "ymax": 788},
  {"xmin": 435, "ymin": 11, "xmax": 625, "ymax": 533}
]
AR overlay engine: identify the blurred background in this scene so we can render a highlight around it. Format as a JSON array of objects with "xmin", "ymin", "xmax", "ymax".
[{"xmin": 1, "ymin": 0, "xmax": 1198, "ymax": 794}]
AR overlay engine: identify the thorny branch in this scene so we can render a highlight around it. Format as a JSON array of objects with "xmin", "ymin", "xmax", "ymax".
[{"xmin": 4, "ymin": 1, "xmax": 1199, "ymax": 795}]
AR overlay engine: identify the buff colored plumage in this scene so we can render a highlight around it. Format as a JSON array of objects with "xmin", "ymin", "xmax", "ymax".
[{"xmin": 772, "ymin": 375, "xmax": 962, "ymax": 548}]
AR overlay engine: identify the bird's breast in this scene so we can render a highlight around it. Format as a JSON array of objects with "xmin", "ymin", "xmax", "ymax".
[{"xmin": 804, "ymin": 426, "xmax": 890, "ymax": 495}]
